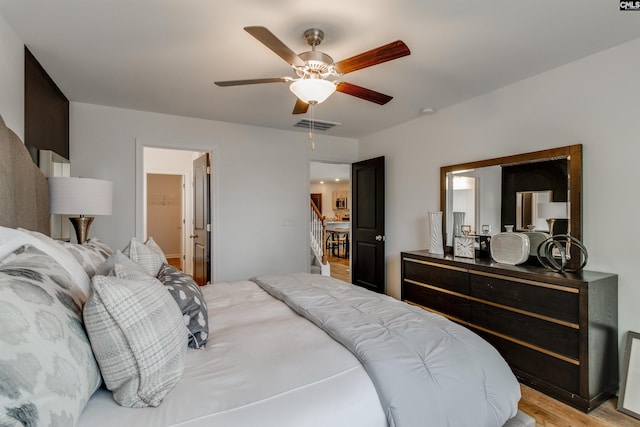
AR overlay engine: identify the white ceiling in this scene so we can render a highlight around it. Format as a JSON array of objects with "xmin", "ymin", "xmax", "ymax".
[
  {"xmin": 1, "ymin": 1, "xmax": 639, "ymax": 139},
  {"xmin": 310, "ymin": 162, "xmax": 350, "ymax": 184}
]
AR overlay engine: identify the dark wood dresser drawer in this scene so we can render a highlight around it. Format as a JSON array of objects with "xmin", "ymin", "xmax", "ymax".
[
  {"xmin": 403, "ymin": 282, "xmax": 470, "ymax": 320},
  {"xmin": 471, "ymin": 302, "xmax": 579, "ymax": 360},
  {"xmin": 403, "ymin": 258, "xmax": 468, "ymax": 294},
  {"xmin": 469, "ymin": 272, "xmax": 579, "ymax": 324},
  {"xmin": 474, "ymin": 328, "xmax": 580, "ymax": 394}
]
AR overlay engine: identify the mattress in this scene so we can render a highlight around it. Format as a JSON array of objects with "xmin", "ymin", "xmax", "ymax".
[{"xmin": 77, "ymin": 280, "xmax": 387, "ymax": 427}]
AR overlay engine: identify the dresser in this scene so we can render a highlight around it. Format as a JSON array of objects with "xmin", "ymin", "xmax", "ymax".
[{"xmin": 400, "ymin": 250, "xmax": 618, "ymax": 412}]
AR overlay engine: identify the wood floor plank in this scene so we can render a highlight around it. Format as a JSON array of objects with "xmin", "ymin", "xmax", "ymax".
[
  {"xmin": 328, "ymin": 254, "xmax": 350, "ymax": 282},
  {"xmin": 519, "ymin": 384, "xmax": 640, "ymax": 426}
]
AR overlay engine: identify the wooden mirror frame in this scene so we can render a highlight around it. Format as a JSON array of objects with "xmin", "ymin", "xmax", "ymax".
[{"xmin": 440, "ymin": 144, "xmax": 582, "ymax": 269}]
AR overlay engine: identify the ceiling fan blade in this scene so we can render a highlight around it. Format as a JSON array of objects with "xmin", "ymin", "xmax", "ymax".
[
  {"xmin": 244, "ymin": 26, "xmax": 305, "ymax": 67},
  {"xmin": 214, "ymin": 77, "xmax": 289, "ymax": 87},
  {"xmin": 292, "ymin": 98, "xmax": 309, "ymax": 114},
  {"xmin": 334, "ymin": 40, "xmax": 410, "ymax": 75},
  {"xmin": 336, "ymin": 82, "xmax": 393, "ymax": 105}
]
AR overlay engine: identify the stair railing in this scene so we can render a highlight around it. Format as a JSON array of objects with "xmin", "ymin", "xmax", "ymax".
[{"xmin": 310, "ymin": 200, "xmax": 329, "ymax": 274}]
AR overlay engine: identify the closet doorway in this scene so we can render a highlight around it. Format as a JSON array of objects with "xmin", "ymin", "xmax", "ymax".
[{"xmin": 147, "ymin": 173, "xmax": 183, "ymax": 269}]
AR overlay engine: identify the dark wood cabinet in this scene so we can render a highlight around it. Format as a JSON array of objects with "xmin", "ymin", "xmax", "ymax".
[{"xmin": 401, "ymin": 250, "xmax": 618, "ymax": 412}]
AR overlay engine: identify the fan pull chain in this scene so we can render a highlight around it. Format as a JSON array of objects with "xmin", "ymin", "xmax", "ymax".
[{"xmin": 308, "ymin": 103, "xmax": 315, "ymax": 150}]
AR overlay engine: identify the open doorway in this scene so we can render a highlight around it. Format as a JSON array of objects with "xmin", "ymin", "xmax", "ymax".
[
  {"xmin": 310, "ymin": 161, "xmax": 351, "ymax": 282},
  {"xmin": 142, "ymin": 147, "xmax": 211, "ymax": 280}
]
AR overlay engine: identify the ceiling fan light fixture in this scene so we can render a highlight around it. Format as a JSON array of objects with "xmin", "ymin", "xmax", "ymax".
[{"xmin": 289, "ymin": 78, "xmax": 336, "ymax": 105}]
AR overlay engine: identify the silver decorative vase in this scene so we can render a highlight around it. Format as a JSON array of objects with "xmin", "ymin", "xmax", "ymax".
[{"xmin": 428, "ymin": 211, "xmax": 444, "ymax": 254}]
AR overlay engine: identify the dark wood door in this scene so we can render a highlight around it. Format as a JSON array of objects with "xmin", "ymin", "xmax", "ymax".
[
  {"xmin": 192, "ymin": 153, "xmax": 210, "ymax": 285},
  {"xmin": 351, "ymin": 156, "xmax": 385, "ymax": 293}
]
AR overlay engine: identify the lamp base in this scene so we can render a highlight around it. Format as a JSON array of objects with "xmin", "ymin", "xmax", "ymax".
[
  {"xmin": 69, "ymin": 216, "xmax": 94, "ymax": 244},
  {"xmin": 546, "ymin": 218, "xmax": 556, "ymax": 236}
]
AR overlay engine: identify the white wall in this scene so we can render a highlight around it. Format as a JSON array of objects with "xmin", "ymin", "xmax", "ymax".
[
  {"xmin": 0, "ymin": 12, "xmax": 24, "ymax": 139},
  {"xmin": 359, "ymin": 38, "xmax": 640, "ymax": 347},
  {"xmin": 70, "ymin": 102, "xmax": 358, "ymax": 282}
]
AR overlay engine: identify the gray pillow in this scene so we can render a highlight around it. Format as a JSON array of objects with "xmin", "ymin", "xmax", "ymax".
[
  {"xmin": 157, "ymin": 263, "xmax": 209, "ymax": 349},
  {"xmin": 84, "ymin": 272, "xmax": 187, "ymax": 408},
  {"xmin": 0, "ymin": 245, "xmax": 101, "ymax": 427},
  {"xmin": 95, "ymin": 250, "xmax": 148, "ymax": 278}
]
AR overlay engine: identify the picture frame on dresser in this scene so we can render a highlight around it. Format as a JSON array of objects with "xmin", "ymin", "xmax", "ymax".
[{"xmin": 618, "ymin": 331, "xmax": 640, "ymax": 419}]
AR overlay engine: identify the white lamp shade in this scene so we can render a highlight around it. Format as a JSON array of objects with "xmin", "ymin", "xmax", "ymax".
[
  {"xmin": 48, "ymin": 177, "xmax": 113, "ymax": 216},
  {"xmin": 537, "ymin": 202, "xmax": 568, "ymax": 219},
  {"xmin": 289, "ymin": 79, "xmax": 336, "ymax": 104}
]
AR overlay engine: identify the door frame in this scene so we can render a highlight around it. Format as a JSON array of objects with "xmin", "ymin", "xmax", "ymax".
[{"xmin": 135, "ymin": 140, "xmax": 216, "ymax": 282}]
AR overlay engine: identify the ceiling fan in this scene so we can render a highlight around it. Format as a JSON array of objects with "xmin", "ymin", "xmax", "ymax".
[{"xmin": 214, "ymin": 26, "xmax": 411, "ymax": 114}]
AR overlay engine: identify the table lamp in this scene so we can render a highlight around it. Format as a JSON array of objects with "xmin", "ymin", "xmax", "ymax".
[
  {"xmin": 537, "ymin": 202, "xmax": 568, "ymax": 236},
  {"xmin": 48, "ymin": 177, "xmax": 113, "ymax": 243}
]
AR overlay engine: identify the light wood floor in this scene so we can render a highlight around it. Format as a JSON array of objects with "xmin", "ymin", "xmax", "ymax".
[
  {"xmin": 519, "ymin": 384, "xmax": 640, "ymax": 426},
  {"xmin": 327, "ymin": 253, "xmax": 350, "ymax": 282},
  {"xmin": 166, "ymin": 257, "xmax": 182, "ymax": 270}
]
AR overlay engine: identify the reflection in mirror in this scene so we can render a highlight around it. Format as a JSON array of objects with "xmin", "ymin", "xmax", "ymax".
[
  {"xmin": 516, "ymin": 190, "xmax": 551, "ymax": 231},
  {"xmin": 445, "ymin": 166, "xmax": 501, "ymax": 246},
  {"xmin": 440, "ymin": 145, "xmax": 583, "ymax": 269},
  {"xmin": 451, "ymin": 175, "xmax": 475, "ymax": 237}
]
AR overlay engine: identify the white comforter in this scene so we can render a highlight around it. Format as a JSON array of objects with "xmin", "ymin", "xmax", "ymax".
[
  {"xmin": 252, "ymin": 273, "xmax": 520, "ymax": 427},
  {"xmin": 77, "ymin": 281, "xmax": 386, "ymax": 427}
]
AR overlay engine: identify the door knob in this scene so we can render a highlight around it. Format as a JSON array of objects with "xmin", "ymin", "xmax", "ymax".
[
  {"xmin": 375, "ymin": 235, "xmax": 386, "ymax": 241},
  {"xmin": 189, "ymin": 234, "xmax": 199, "ymax": 239}
]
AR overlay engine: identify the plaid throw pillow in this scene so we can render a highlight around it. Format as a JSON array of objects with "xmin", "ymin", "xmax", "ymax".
[
  {"xmin": 84, "ymin": 273, "xmax": 187, "ymax": 407},
  {"xmin": 122, "ymin": 237, "xmax": 167, "ymax": 276}
]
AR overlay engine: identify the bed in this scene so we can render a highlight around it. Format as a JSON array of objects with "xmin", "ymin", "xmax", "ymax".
[{"xmin": 0, "ymin": 114, "xmax": 534, "ymax": 427}]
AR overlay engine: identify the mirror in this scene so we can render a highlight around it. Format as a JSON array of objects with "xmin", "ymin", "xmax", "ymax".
[
  {"xmin": 39, "ymin": 150, "xmax": 71, "ymax": 240},
  {"xmin": 440, "ymin": 144, "xmax": 582, "ymax": 268}
]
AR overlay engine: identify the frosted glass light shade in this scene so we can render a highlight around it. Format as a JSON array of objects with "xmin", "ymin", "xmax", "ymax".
[
  {"xmin": 48, "ymin": 177, "xmax": 113, "ymax": 216},
  {"xmin": 537, "ymin": 202, "xmax": 568, "ymax": 219},
  {"xmin": 289, "ymin": 79, "xmax": 336, "ymax": 104}
]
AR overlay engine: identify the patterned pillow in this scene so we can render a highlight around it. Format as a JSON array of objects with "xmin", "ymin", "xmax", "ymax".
[
  {"xmin": 8, "ymin": 227, "xmax": 91, "ymax": 299},
  {"xmin": 122, "ymin": 237, "xmax": 167, "ymax": 276},
  {"xmin": 0, "ymin": 245, "xmax": 101, "ymax": 427},
  {"xmin": 157, "ymin": 263, "xmax": 209, "ymax": 349},
  {"xmin": 59, "ymin": 238, "xmax": 113, "ymax": 278},
  {"xmin": 84, "ymin": 273, "xmax": 187, "ymax": 408}
]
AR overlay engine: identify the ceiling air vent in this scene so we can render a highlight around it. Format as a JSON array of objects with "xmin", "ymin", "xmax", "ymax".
[{"xmin": 293, "ymin": 119, "xmax": 341, "ymax": 132}]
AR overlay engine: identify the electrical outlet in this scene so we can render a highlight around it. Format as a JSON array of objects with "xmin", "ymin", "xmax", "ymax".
[{"xmin": 283, "ymin": 217, "xmax": 295, "ymax": 226}]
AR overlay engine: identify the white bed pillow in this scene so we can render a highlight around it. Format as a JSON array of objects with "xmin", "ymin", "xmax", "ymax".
[
  {"xmin": 0, "ymin": 245, "xmax": 101, "ymax": 426},
  {"xmin": 1, "ymin": 226, "xmax": 91, "ymax": 299},
  {"xmin": 84, "ymin": 271, "xmax": 187, "ymax": 408},
  {"xmin": 122, "ymin": 237, "xmax": 167, "ymax": 276}
]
